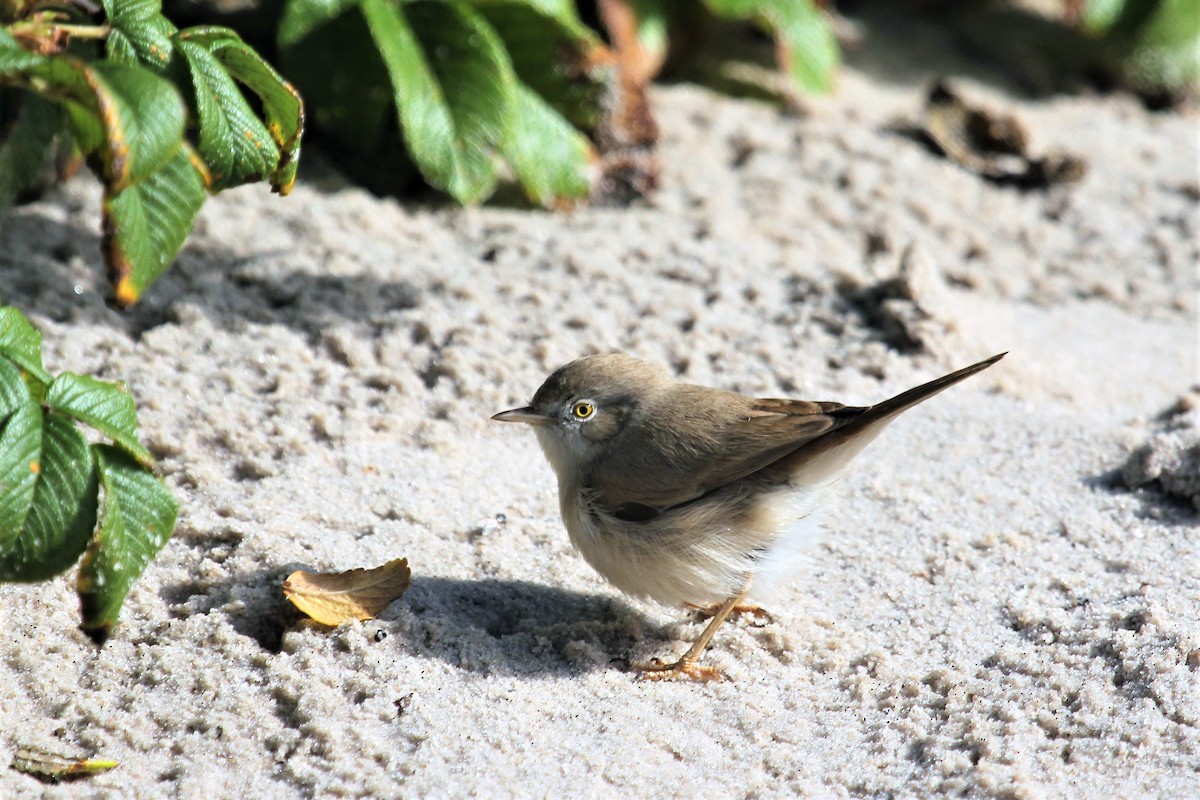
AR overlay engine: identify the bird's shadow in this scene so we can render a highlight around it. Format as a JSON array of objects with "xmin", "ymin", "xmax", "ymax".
[
  {"xmin": 159, "ymin": 565, "xmax": 664, "ymax": 678},
  {"xmin": 384, "ymin": 576, "xmax": 660, "ymax": 677}
]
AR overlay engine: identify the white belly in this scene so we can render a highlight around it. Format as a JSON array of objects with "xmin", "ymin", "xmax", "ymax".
[{"xmin": 558, "ymin": 482, "xmax": 829, "ymax": 608}]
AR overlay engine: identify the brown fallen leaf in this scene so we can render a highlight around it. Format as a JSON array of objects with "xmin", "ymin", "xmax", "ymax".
[{"xmin": 283, "ymin": 558, "xmax": 412, "ymax": 625}]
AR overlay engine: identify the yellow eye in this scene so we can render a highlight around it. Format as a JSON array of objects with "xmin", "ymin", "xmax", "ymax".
[{"xmin": 571, "ymin": 401, "xmax": 595, "ymax": 419}]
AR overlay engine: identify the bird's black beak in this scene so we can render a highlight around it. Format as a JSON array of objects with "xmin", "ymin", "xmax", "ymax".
[{"xmin": 490, "ymin": 406, "xmax": 553, "ymax": 426}]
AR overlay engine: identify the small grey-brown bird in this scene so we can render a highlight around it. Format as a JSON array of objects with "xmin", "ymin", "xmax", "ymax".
[{"xmin": 492, "ymin": 352, "xmax": 1005, "ymax": 681}]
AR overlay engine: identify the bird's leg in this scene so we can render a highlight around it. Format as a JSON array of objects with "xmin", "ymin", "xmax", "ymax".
[{"xmin": 638, "ymin": 580, "xmax": 752, "ymax": 682}]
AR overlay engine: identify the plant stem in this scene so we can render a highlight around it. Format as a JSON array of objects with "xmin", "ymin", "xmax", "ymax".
[{"xmin": 51, "ymin": 23, "xmax": 110, "ymax": 39}]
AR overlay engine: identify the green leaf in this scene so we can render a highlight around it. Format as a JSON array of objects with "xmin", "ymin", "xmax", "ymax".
[
  {"xmin": 27, "ymin": 58, "xmax": 187, "ymax": 190},
  {"xmin": 472, "ymin": 0, "xmax": 600, "ymax": 203},
  {"xmin": 0, "ymin": 93, "xmax": 63, "ymax": 209},
  {"xmin": 361, "ymin": 0, "xmax": 515, "ymax": 203},
  {"xmin": 175, "ymin": 38, "xmax": 279, "ymax": 191},
  {"xmin": 102, "ymin": 142, "xmax": 208, "ymax": 307},
  {"xmin": 476, "ymin": 0, "xmax": 605, "ymax": 132},
  {"xmin": 106, "ymin": 32, "xmax": 141, "ymax": 66},
  {"xmin": 103, "ymin": 0, "xmax": 176, "ymax": 68},
  {"xmin": 0, "ymin": 355, "xmax": 33, "ymax": 417},
  {"xmin": 768, "ymin": 0, "xmax": 839, "ymax": 95},
  {"xmin": 503, "ymin": 84, "xmax": 591, "ymax": 205},
  {"xmin": 176, "ymin": 28, "xmax": 304, "ymax": 194},
  {"xmin": 278, "ymin": 0, "xmax": 368, "ymax": 47},
  {"xmin": 78, "ymin": 445, "xmax": 178, "ymax": 643},
  {"xmin": 0, "ymin": 363, "xmax": 40, "ymax": 548},
  {"xmin": 16, "ymin": 57, "xmax": 104, "ymax": 156},
  {"xmin": 704, "ymin": 0, "xmax": 839, "ymax": 95},
  {"xmin": 86, "ymin": 60, "xmax": 187, "ymax": 189},
  {"xmin": 0, "ymin": 307, "xmax": 173, "ymax": 636},
  {"xmin": 0, "ymin": 306, "xmax": 52, "ymax": 386},
  {"xmin": 0, "ymin": 412, "xmax": 98, "ymax": 583},
  {"xmin": 48, "ymin": 372, "xmax": 155, "ymax": 467}
]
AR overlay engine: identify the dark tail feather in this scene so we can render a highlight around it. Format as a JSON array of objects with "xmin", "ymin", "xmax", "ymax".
[
  {"xmin": 780, "ymin": 352, "xmax": 1006, "ymax": 484},
  {"xmin": 866, "ymin": 352, "xmax": 1007, "ymax": 422}
]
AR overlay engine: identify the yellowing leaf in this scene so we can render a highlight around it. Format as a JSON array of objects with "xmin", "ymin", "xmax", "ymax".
[
  {"xmin": 11, "ymin": 746, "xmax": 118, "ymax": 782},
  {"xmin": 283, "ymin": 558, "xmax": 411, "ymax": 625}
]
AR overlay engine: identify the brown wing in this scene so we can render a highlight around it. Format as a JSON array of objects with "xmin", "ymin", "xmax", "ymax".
[
  {"xmin": 585, "ymin": 352, "xmax": 1006, "ymax": 519},
  {"xmin": 585, "ymin": 392, "xmax": 865, "ymax": 518},
  {"xmin": 688, "ymin": 396, "xmax": 867, "ymax": 489}
]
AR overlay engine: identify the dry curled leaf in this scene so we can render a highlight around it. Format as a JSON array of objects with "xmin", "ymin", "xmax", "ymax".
[
  {"xmin": 11, "ymin": 746, "xmax": 118, "ymax": 783},
  {"xmin": 283, "ymin": 558, "xmax": 412, "ymax": 625}
]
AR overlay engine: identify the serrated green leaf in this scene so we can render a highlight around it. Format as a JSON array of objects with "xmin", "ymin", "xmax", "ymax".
[
  {"xmin": 361, "ymin": 0, "xmax": 514, "ymax": 203},
  {"xmin": 0, "ymin": 412, "xmax": 98, "ymax": 583},
  {"xmin": 0, "ymin": 93, "xmax": 62, "ymax": 208},
  {"xmin": 103, "ymin": 0, "xmax": 176, "ymax": 68},
  {"xmin": 85, "ymin": 60, "xmax": 187, "ymax": 190},
  {"xmin": 503, "ymin": 84, "xmax": 591, "ymax": 205},
  {"xmin": 0, "ymin": 306, "xmax": 51, "ymax": 385},
  {"xmin": 278, "ymin": 0, "xmax": 367, "ymax": 47},
  {"xmin": 26, "ymin": 57, "xmax": 187, "ymax": 190},
  {"xmin": 0, "ymin": 365, "xmax": 40, "ymax": 547},
  {"xmin": 78, "ymin": 445, "xmax": 177, "ymax": 642},
  {"xmin": 175, "ymin": 39, "xmax": 278, "ymax": 191},
  {"xmin": 47, "ymin": 372, "xmax": 154, "ymax": 467},
  {"xmin": 704, "ymin": 0, "xmax": 839, "ymax": 95},
  {"xmin": 177, "ymin": 28, "xmax": 304, "ymax": 194},
  {"xmin": 106, "ymin": 33, "xmax": 141, "ymax": 66},
  {"xmin": 0, "ymin": 356, "xmax": 32, "ymax": 417},
  {"xmin": 103, "ymin": 142, "xmax": 207, "ymax": 307}
]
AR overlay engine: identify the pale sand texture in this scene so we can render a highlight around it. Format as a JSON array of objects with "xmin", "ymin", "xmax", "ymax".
[{"xmin": 1, "ymin": 13, "xmax": 1197, "ymax": 799}]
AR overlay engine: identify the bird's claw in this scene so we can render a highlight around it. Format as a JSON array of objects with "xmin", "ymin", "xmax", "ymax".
[{"xmin": 635, "ymin": 657, "xmax": 729, "ymax": 683}]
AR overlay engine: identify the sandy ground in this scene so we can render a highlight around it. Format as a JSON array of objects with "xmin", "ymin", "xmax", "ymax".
[{"xmin": 1, "ymin": 9, "xmax": 1198, "ymax": 799}]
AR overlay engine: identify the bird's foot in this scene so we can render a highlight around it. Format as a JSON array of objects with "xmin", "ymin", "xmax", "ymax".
[
  {"xmin": 689, "ymin": 603, "xmax": 773, "ymax": 627},
  {"xmin": 634, "ymin": 656, "xmax": 728, "ymax": 683}
]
